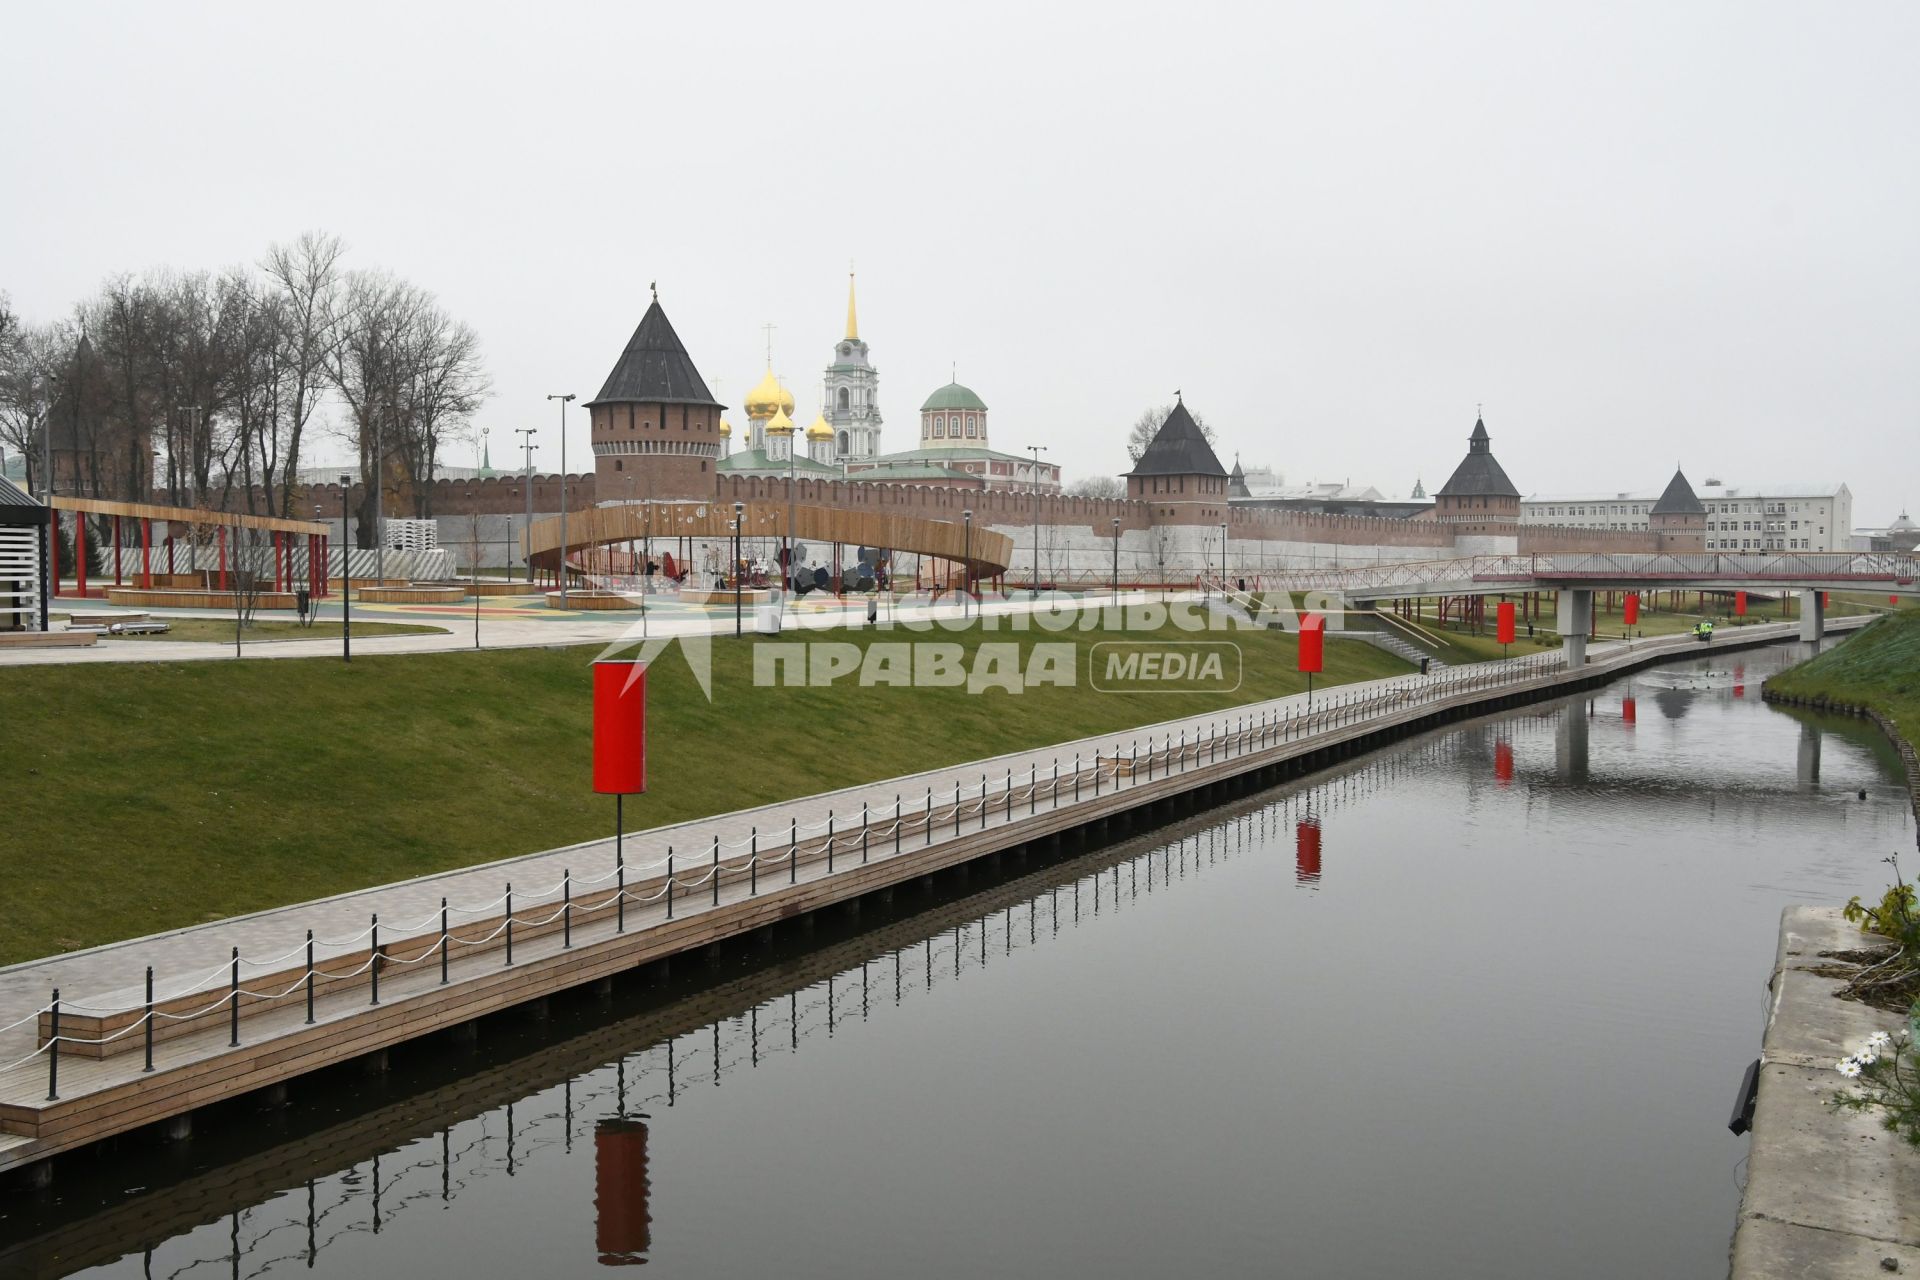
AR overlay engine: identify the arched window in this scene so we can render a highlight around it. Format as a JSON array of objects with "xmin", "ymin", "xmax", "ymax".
[
  {"xmin": 838, "ymin": 387, "xmax": 850, "ymax": 410},
  {"xmin": 838, "ymin": 430, "xmax": 848, "ymax": 454}
]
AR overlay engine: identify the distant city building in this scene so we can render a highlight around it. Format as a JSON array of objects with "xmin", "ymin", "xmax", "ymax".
[
  {"xmin": 1854, "ymin": 510, "xmax": 1918, "ymax": 553},
  {"xmin": 1522, "ymin": 479, "xmax": 1853, "ymax": 551}
]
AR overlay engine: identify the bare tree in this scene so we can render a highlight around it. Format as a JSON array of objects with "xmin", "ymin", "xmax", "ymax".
[
  {"xmin": 394, "ymin": 304, "xmax": 488, "ymax": 516},
  {"xmin": 0, "ymin": 316, "xmax": 64, "ymax": 494},
  {"xmin": 261, "ymin": 232, "xmax": 343, "ymax": 515},
  {"xmin": 1067, "ymin": 475, "xmax": 1124, "ymax": 499},
  {"xmin": 329, "ymin": 270, "xmax": 428, "ymax": 547},
  {"xmin": 1126, "ymin": 402, "xmax": 1215, "ymax": 464}
]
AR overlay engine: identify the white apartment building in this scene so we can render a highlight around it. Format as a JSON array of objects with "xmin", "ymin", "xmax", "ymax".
[{"xmin": 1521, "ymin": 481, "xmax": 1852, "ymax": 552}]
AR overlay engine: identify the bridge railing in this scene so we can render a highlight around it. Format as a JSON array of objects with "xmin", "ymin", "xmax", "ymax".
[{"xmin": 1257, "ymin": 551, "xmax": 1920, "ymax": 595}]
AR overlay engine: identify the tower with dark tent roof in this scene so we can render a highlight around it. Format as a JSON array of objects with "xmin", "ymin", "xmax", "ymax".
[
  {"xmin": 587, "ymin": 290, "xmax": 727, "ymax": 500},
  {"xmin": 1649, "ymin": 467, "xmax": 1708, "ymax": 552},
  {"xmin": 1126, "ymin": 397, "xmax": 1229, "ymax": 525},
  {"xmin": 1434, "ymin": 416, "xmax": 1521, "ymax": 541}
]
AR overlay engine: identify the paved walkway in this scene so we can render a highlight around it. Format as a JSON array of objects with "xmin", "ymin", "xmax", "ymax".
[{"xmin": 1, "ymin": 588, "xmax": 1180, "ymax": 665}]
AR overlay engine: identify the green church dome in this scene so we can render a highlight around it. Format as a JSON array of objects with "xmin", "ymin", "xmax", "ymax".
[{"xmin": 920, "ymin": 381, "xmax": 987, "ymax": 413}]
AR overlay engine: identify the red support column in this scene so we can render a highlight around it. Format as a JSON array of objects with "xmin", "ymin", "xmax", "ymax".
[
  {"xmin": 218, "ymin": 526, "xmax": 228, "ymax": 592},
  {"xmin": 76, "ymin": 513, "xmax": 89, "ymax": 599},
  {"xmin": 141, "ymin": 518, "xmax": 152, "ymax": 587}
]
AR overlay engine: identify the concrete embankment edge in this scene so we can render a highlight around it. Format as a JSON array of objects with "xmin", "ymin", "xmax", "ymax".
[
  {"xmin": 1730, "ymin": 907, "xmax": 1920, "ymax": 1277},
  {"xmin": 1762, "ymin": 685, "xmax": 1920, "ymax": 847}
]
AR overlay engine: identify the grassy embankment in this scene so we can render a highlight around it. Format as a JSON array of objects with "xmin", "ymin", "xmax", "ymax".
[
  {"xmin": 1765, "ymin": 609, "xmax": 1920, "ymax": 748},
  {"xmin": 0, "ymin": 614, "xmax": 1408, "ymax": 964}
]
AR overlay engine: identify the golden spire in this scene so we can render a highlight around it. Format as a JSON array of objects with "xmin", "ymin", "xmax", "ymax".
[{"xmin": 845, "ymin": 269, "xmax": 859, "ymax": 341}]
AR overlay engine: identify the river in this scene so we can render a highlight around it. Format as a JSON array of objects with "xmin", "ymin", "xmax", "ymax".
[{"xmin": 3, "ymin": 639, "xmax": 1912, "ymax": 1279}]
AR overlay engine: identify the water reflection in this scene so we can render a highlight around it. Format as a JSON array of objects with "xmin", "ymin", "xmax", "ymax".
[{"xmin": 6, "ymin": 644, "xmax": 1913, "ymax": 1280}]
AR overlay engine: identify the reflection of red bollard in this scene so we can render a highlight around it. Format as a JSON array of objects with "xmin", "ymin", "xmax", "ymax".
[
  {"xmin": 596, "ymin": 1119, "xmax": 651, "ymax": 1265},
  {"xmin": 1733, "ymin": 663, "xmax": 1745, "ymax": 699},
  {"xmin": 1295, "ymin": 820, "xmax": 1321, "ymax": 884},
  {"xmin": 1622, "ymin": 697, "xmax": 1637, "ymax": 726},
  {"xmin": 1494, "ymin": 741, "xmax": 1514, "ymax": 784}
]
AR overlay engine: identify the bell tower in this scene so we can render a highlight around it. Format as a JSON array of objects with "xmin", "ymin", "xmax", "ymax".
[{"xmin": 822, "ymin": 273, "xmax": 882, "ymax": 462}]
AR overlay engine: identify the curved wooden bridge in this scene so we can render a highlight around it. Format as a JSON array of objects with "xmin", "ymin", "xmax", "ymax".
[{"xmin": 523, "ymin": 500, "xmax": 1014, "ymax": 580}]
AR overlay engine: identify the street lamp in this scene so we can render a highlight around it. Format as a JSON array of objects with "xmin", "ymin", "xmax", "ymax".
[
  {"xmin": 339, "ymin": 473, "xmax": 353, "ymax": 663},
  {"xmin": 468, "ymin": 489, "xmax": 482, "ymax": 650},
  {"xmin": 514, "ymin": 428, "xmax": 537, "ymax": 582},
  {"xmin": 961, "ymin": 509, "xmax": 973, "ymax": 619},
  {"xmin": 547, "ymin": 394, "xmax": 575, "ymax": 607},
  {"xmin": 1112, "ymin": 517, "xmax": 1121, "ymax": 604},
  {"xmin": 1024, "ymin": 444, "xmax": 1048, "ymax": 596},
  {"xmin": 733, "ymin": 500, "xmax": 745, "ymax": 638},
  {"xmin": 1220, "ymin": 522, "xmax": 1229, "ymax": 594}
]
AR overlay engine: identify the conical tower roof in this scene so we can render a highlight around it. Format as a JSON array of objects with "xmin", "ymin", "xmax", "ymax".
[
  {"xmin": 1650, "ymin": 467, "xmax": 1706, "ymax": 516},
  {"xmin": 1128, "ymin": 399, "xmax": 1226, "ymax": 478},
  {"xmin": 587, "ymin": 296, "xmax": 723, "ymax": 409},
  {"xmin": 1228, "ymin": 454, "xmax": 1251, "ymax": 498},
  {"xmin": 1435, "ymin": 417, "xmax": 1519, "ymax": 498}
]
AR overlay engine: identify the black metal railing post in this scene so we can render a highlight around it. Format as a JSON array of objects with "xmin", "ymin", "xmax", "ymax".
[
  {"xmin": 711, "ymin": 837, "xmax": 720, "ymax": 907},
  {"xmin": 439, "ymin": 902, "xmax": 448, "ymax": 985},
  {"xmin": 563, "ymin": 869, "xmax": 572, "ymax": 948},
  {"xmin": 862, "ymin": 803, "xmax": 870, "ymax": 864},
  {"xmin": 143, "ymin": 966, "xmax": 155, "ymax": 1071},
  {"xmin": 751, "ymin": 826, "xmax": 758, "ymax": 894},
  {"xmin": 229, "ymin": 948, "xmax": 240, "ymax": 1047},
  {"xmin": 827, "ymin": 811, "xmax": 835, "ymax": 875},
  {"xmin": 46, "ymin": 989, "xmax": 59, "ymax": 1101},
  {"xmin": 505, "ymin": 884, "xmax": 514, "ymax": 965},
  {"xmin": 369, "ymin": 915, "xmax": 380, "ymax": 1005},
  {"xmin": 667, "ymin": 848, "xmax": 675, "ymax": 918},
  {"xmin": 307, "ymin": 931, "xmax": 318, "ymax": 1018}
]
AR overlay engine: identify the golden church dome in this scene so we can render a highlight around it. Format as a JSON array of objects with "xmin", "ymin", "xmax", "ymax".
[
  {"xmin": 718, "ymin": 417, "xmax": 733, "ymax": 438},
  {"xmin": 766, "ymin": 406, "xmax": 795, "ymax": 434},
  {"xmin": 744, "ymin": 367, "xmax": 793, "ymax": 419},
  {"xmin": 806, "ymin": 413, "xmax": 834, "ymax": 441}
]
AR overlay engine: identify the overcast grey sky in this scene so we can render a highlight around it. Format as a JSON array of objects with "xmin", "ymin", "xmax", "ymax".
[{"xmin": 5, "ymin": 1, "xmax": 1915, "ymax": 521}]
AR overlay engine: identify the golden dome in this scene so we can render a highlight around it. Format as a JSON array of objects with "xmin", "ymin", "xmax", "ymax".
[
  {"xmin": 718, "ymin": 417, "xmax": 733, "ymax": 438},
  {"xmin": 744, "ymin": 367, "xmax": 793, "ymax": 419},
  {"xmin": 766, "ymin": 406, "xmax": 795, "ymax": 434},
  {"xmin": 806, "ymin": 413, "xmax": 834, "ymax": 441}
]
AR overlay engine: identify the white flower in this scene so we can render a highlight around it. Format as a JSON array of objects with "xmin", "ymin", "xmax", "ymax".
[
  {"xmin": 1838, "ymin": 1058, "xmax": 1864, "ymax": 1078},
  {"xmin": 1870, "ymin": 1030, "xmax": 1893, "ymax": 1048},
  {"xmin": 1858, "ymin": 1044, "xmax": 1880, "ymax": 1065}
]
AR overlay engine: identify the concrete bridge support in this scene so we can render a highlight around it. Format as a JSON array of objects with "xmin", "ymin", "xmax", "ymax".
[
  {"xmin": 1798, "ymin": 590, "xmax": 1825, "ymax": 641},
  {"xmin": 1557, "ymin": 589, "xmax": 1593, "ymax": 667}
]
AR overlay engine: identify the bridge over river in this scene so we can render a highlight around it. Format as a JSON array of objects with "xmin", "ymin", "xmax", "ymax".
[{"xmin": 1254, "ymin": 550, "xmax": 1920, "ymax": 664}]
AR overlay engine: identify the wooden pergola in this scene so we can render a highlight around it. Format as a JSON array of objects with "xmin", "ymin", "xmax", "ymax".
[{"xmin": 48, "ymin": 496, "xmax": 332, "ymax": 600}]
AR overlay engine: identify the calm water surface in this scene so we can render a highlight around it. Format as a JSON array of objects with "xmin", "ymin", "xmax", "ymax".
[{"xmin": 5, "ymin": 641, "xmax": 1912, "ymax": 1279}]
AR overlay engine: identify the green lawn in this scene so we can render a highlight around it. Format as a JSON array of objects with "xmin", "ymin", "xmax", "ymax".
[
  {"xmin": 1766, "ymin": 610, "xmax": 1920, "ymax": 748},
  {"xmin": 0, "ymin": 615, "xmax": 1409, "ymax": 964}
]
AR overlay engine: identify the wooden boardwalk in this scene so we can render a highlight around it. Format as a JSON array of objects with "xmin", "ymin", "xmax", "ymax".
[{"xmin": 0, "ymin": 619, "xmax": 1850, "ymax": 1179}]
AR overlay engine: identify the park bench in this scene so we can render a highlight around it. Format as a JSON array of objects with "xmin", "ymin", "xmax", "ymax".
[
  {"xmin": 0, "ymin": 631, "xmax": 97, "ymax": 648},
  {"xmin": 66, "ymin": 611, "xmax": 151, "ymax": 627}
]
